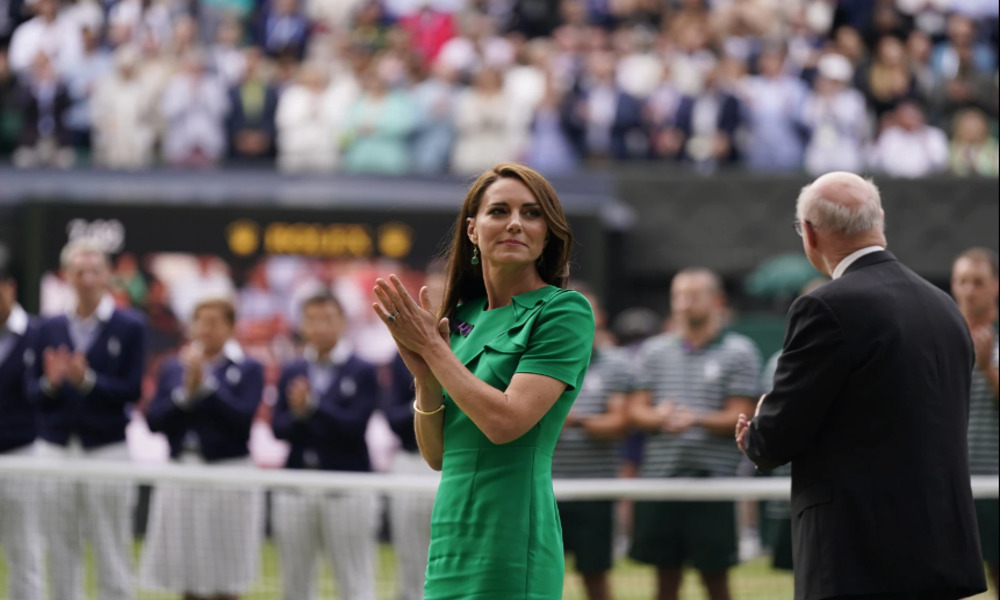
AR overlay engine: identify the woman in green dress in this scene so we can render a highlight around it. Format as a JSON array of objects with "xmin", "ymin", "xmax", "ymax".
[{"xmin": 372, "ymin": 163, "xmax": 595, "ymax": 600}]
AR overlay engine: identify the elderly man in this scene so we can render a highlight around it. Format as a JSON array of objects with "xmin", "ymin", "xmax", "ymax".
[{"xmin": 736, "ymin": 172, "xmax": 986, "ymax": 600}]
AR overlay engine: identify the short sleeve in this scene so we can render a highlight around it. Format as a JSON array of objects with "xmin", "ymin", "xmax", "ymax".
[
  {"xmin": 515, "ymin": 291, "xmax": 595, "ymax": 390},
  {"xmin": 631, "ymin": 337, "xmax": 664, "ymax": 392},
  {"xmin": 724, "ymin": 336, "xmax": 762, "ymax": 399}
]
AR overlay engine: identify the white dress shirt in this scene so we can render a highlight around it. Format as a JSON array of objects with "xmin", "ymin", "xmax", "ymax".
[{"xmin": 832, "ymin": 246, "xmax": 885, "ymax": 280}]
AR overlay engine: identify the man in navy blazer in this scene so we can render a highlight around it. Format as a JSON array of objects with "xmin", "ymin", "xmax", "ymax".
[
  {"xmin": 271, "ymin": 293, "xmax": 380, "ymax": 600},
  {"xmin": 736, "ymin": 172, "xmax": 986, "ymax": 600},
  {"xmin": 0, "ymin": 261, "xmax": 44, "ymax": 600},
  {"xmin": 30, "ymin": 238, "xmax": 146, "ymax": 600}
]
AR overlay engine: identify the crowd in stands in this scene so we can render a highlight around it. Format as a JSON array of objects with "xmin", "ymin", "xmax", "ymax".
[{"xmin": 0, "ymin": 0, "xmax": 997, "ymax": 177}]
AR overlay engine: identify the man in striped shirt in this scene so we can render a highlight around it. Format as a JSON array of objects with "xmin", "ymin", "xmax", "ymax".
[
  {"xmin": 952, "ymin": 247, "xmax": 999, "ymax": 595},
  {"xmin": 628, "ymin": 268, "xmax": 761, "ymax": 600},
  {"xmin": 551, "ymin": 288, "xmax": 631, "ymax": 600}
]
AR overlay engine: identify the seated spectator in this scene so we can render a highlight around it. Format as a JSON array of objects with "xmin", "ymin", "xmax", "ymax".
[
  {"xmin": 562, "ymin": 50, "xmax": 647, "ymax": 162},
  {"xmin": 929, "ymin": 39, "xmax": 998, "ymax": 124},
  {"xmin": 869, "ymin": 100, "xmax": 948, "ymax": 178},
  {"xmin": 256, "ymin": 0, "xmax": 309, "ymax": 61},
  {"xmin": 672, "ymin": 60, "xmax": 742, "ymax": 169},
  {"xmin": 614, "ymin": 26, "xmax": 662, "ymax": 101},
  {"xmin": 91, "ymin": 46, "xmax": 157, "ymax": 170},
  {"xmin": 948, "ymin": 108, "xmax": 999, "ymax": 177},
  {"xmin": 436, "ymin": 11, "xmax": 513, "ymax": 80},
  {"xmin": 7, "ymin": 0, "xmax": 83, "ymax": 76},
  {"xmin": 740, "ymin": 45, "xmax": 807, "ymax": 173},
  {"xmin": 275, "ymin": 62, "xmax": 340, "ymax": 172},
  {"xmin": 227, "ymin": 47, "xmax": 278, "ymax": 163},
  {"xmin": 450, "ymin": 66, "xmax": 513, "ymax": 174},
  {"xmin": 861, "ymin": 35, "xmax": 918, "ymax": 118},
  {"xmin": 503, "ymin": 37, "xmax": 549, "ymax": 159},
  {"xmin": 646, "ymin": 63, "xmax": 684, "ymax": 160},
  {"xmin": 13, "ymin": 52, "xmax": 73, "ymax": 168},
  {"xmin": 524, "ymin": 73, "xmax": 579, "ymax": 175},
  {"xmin": 63, "ymin": 25, "xmax": 110, "ymax": 156},
  {"xmin": 210, "ymin": 18, "xmax": 246, "ymax": 88},
  {"xmin": 0, "ymin": 48, "xmax": 21, "ymax": 157},
  {"xmin": 160, "ymin": 51, "xmax": 230, "ymax": 167},
  {"xmin": 906, "ymin": 30, "xmax": 936, "ymax": 103},
  {"xmin": 398, "ymin": 0, "xmax": 455, "ymax": 67},
  {"xmin": 341, "ymin": 61, "xmax": 417, "ymax": 175},
  {"xmin": 410, "ymin": 60, "xmax": 458, "ymax": 175},
  {"xmin": 801, "ymin": 52, "xmax": 869, "ymax": 175},
  {"xmin": 931, "ymin": 14, "xmax": 996, "ymax": 81},
  {"xmin": 349, "ymin": 1, "xmax": 392, "ymax": 56},
  {"xmin": 306, "ymin": 0, "xmax": 365, "ymax": 34}
]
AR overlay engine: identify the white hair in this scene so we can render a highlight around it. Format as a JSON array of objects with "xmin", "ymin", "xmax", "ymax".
[
  {"xmin": 60, "ymin": 237, "xmax": 110, "ymax": 270},
  {"xmin": 796, "ymin": 176, "xmax": 884, "ymax": 236}
]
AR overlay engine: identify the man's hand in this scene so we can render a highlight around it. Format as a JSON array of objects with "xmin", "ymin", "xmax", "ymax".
[
  {"xmin": 286, "ymin": 376, "xmax": 312, "ymax": 418},
  {"xmin": 659, "ymin": 402, "xmax": 695, "ymax": 433},
  {"xmin": 67, "ymin": 351, "xmax": 89, "ymax": 387},
  {"xmin": 735, "ymin": 413, "xmax": 750, "ymax": 453},
  {"xmin": 180, "ymin": 343, "xmax": 205, "ymax": 396},
  {"xmin": 43, "ymin": 346, "xmax": 70, "ymax": 386}
]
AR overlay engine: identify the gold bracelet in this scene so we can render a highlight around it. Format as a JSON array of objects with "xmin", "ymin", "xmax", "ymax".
[{"xmin": 413, "ymin": 400, "xmax": 445, "ymax": 416}]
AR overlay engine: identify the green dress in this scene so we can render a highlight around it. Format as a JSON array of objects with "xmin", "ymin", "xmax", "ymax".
[{"xmin": 424, "ymin": 285, "xmax": 595, "ymax": 600}]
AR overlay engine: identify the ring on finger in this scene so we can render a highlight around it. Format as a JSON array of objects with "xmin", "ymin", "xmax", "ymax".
[{"xmin": 388, "ymin": 310, "xmax": 400, "ymax": 322}]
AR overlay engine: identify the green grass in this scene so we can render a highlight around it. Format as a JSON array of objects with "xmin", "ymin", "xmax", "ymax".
[{"xmin": 0, "ymin": 543, "xmax": 993, "ymax": 599}]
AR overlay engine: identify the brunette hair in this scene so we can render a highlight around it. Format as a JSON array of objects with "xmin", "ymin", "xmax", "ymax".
[{"xmin": 437, "ymin": 163, "xmax": 573, "ymax": 321}]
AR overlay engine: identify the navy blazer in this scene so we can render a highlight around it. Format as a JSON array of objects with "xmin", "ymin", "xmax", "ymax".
[
  {"xmin": 674, "ymin": 92, "xmax": 743, "ymax": 163},
  {"xmin": 0, "ymin": 310, "xmax": 39, "ymax": 453},
  {"xmin": 272, "ymin": 353, "xmax": 378, "ymax": 472},
  {"xmin": 29, "ymin": 308, "xmax": 147, "ymax": 448},
  {"xmin": 383, "ymin": 354, "xmax": 418, "ymax": 453},
  {"xmin": 561, "ymin": 86, "xmax": 649, "ymax": 161},
  {"xmin": 146, "ymin": 353, "xmax": 264, "ymax": 463}
]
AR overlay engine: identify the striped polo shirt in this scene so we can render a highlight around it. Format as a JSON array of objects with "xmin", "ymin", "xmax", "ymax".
[
  {"xmin": 968, "ymin": 338, "xmax": 999, "ymax": 476},
  {"xmin": 551, "ymin": 347, "xmax": 633, "ymax": 479},
  {"xmin": 634, "ymin": 331, "xmax": 761, "ymax": 479}
]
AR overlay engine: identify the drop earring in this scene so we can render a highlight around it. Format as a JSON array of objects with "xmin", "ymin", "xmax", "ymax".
[{"xmin": 471, "ymin": 246, "xmax": 480, "ymax": 265}]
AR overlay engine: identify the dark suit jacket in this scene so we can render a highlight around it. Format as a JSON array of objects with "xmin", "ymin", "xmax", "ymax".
[
  {"xmin": 146, "ymin": 354, "xmax": 264, "ymax": 462},
  {"xmin": 0, "ymin": 313, "xmax": 38, "ymax": 453},
  {"xmin": 744, "ymin": 251, "xmax": 986, "ymax": 600},
  {"xmin": 271, "ymin": 354, "xmax": 378, "ymax": 472},
  {"xmin": 561, "ymin": 86, "xmax": 649, "ymax": 161},
  {"xmin": 29, "ymin": 309, "xmax": 147, "ymax": 448},
  {"xmin": 383, "ymin": 353, "xmax": 418, "ymax": 453},
  {"xmin": 225, "ymin": 82, "xmax": 279, "ymax": 159},
  {"xmin": 674, "ymin": 92, "xmax": 742, "ymax": 163}
]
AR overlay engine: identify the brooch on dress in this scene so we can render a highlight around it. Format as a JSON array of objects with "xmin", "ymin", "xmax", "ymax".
[{"xmin": 452, "ymin": 321, "xmax": 474, "ymax": 337}]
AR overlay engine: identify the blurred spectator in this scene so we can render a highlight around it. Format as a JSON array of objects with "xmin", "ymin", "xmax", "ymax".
[
  {"xmin": 112, "ymin": 252, "xmax": 148, "ymax": 308},
  {"xmin": 276, "ymin": 63, "xmax": 339, "ymax": 172},
  {"xmin": 8, "ymin": 0, "xmax": 83, "ymax": 76},
  {"xmin": 739, "ymin": 45, "xmax": 808, "ymax": 173},
  {"xmin": 646, "ymin": 63, "xmax": 683, "ymax": 161},
  {"xmin": 869, "ymin": 100, "xmax": 948, "ymax": 178},
  {"xmin": 928, "ymin": 33, "xmax": 999, "ymax": 124},
  {"xmin": 0, "ymin": 48, "xmax": 21, "ymax": 156},
  {"xmin": 63, "ymin": 25, "xmax": 110, "ymax": 156},
  {"xmin": 829, "ymin": 25, "xmax": 867, "ymax": 76},
  {"xmin": 341, "ymin": 62, "xmax": 417, "ymax": 175},
  {"xmin": 666, "ymin": 15, "xmax": 716, "ymax": 96},
  {"xmin": 450, "ymin": 66, "xmax": 514, "ymax": 174},
  {"xmin": 614, "ymin": 25, "xmax": 662, "ymax": 100},
  {"xmin": 236, "ymin": 260, "xmax": 287, "ymax": 348},
  {"xmin": 948, "ymin": 108, "xmax": 999, "ymax": 177},
  {"xmin": 165, "ymin": 254, "xmax": 236, "ymax": 323},
  {"xmin": 306, "ymin": 0, "xmax": 365, "ymax": 34},
  {"xmin": 410, "ymin": 60, "xmax": 458, "ymax": 174},
  {"xmin": 91, "ymin": 46, "xmax": 157, "ymax": 170},
  {"xmin": 256, "ymin": 0, "xmax": 309, "ymax": 61},
  {"xmin": 906, "ymin": 30, "xmax": 936, "ymax": 102},
  {"xmin": 144, "ymin": 277, "xmax": 183, "ymax": 364},
  {"xmin": 563, "ymin": 50, "xmax": 647, "ymax": 162},
  {"xmin": 436, "ymin": 11, "xmax": 513, "ymax": 79},
  {"xmin": 13, "ymin": 52, "xmax": 73, "ymax": 168},
  {"xmin": 398, "ymin": 0, "xmax": 456, "ymax": 67},
  {"xmin": 931, "ymin": 14, "xmax": 996, "ymax": 81},
  {"xmin": 524, "ymin": 72, "xmax": 578, "ymax": 174},
  {"xmin": 801, "ymin": 53, "xmax": 869, "ymax": 175},
  {"xmin": 672, "ymin": 59, "xmax": 742, "ymax": 169},
  {"xmin": 503, "ymin": 37, "xmax": 549, "ymax": 159},
  {"xmin": 107, "ymin": 0, "xmax": 173, "ymax": 50},
  {"xmin": 861, "ymin": 35, "xmax": 918, "ymax": 118},
  {"xmin": 160, "ymin": 51, "xmax": 230, "ymax": 167},
  {"xmin": 349, "ymin": 1, "xmax": 391, "ymax": 55},
  {"xmin": 227, "ymin": 47, "xmax": 278, "ymax": 163},
  {"xmin": 864, "ymin": 0, "xmax": 913, "ymax": 49},
  {"xmin": 210, "ymin": 18, "xmax": 247, "ymax": 88},
  {"xmin": 711, "ymin": 0, "xmax": 776, "ymax": 65},
  {"xmin": 509, "ymin": 0, "xmax": 563, "ymax": 39}
]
